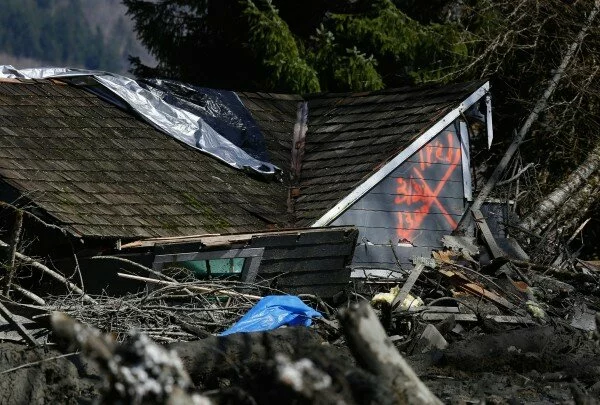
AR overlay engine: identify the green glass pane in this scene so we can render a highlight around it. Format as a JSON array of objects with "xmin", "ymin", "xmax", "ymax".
[{"xmin": 167, "ymin": 258, "xmax": 244, "ymax": 277}]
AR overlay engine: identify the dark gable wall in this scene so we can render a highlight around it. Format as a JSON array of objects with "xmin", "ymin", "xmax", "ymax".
[{"xmin": 332, "ymin": 121, "xmax": 467, "ymax": 269}]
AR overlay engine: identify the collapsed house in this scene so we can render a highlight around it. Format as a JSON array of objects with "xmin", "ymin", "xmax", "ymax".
[
  {"xmin": 0, "ymin": 68, "xmax": 494, "ymax": 295},
  {"xmin": 2, "ymin": 70, "xmax": 600, "ymax": 405}
]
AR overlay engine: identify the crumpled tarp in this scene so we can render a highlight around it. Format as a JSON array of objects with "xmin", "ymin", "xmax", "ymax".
[
  {"xmin": 0, "ymin": 65, "xmax": 278, "ymax": 176},
  {"xmin": 220, "ymin": 295, "xmax": 322, "ymax": 336}
]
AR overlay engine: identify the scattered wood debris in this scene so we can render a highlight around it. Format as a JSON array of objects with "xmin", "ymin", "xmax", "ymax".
[{"xmin": 0, "ymin": 199, "xmax": 599, "ymax": 404}]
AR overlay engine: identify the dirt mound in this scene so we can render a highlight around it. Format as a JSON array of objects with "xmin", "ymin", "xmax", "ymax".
[{"xmin": 0, "ymin": 342, "xmax": 99, "ymax": 405}]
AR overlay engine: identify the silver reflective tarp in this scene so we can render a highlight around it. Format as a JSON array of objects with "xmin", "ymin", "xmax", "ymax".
[{"xmin": 0, "ymin": 65, "xmax": 279, "ymax": 176}]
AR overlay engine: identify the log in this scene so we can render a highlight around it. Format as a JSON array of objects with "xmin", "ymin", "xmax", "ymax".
[
  {"xmin": 12, "ymin": 285, "xmax": 46, "ymax": 305},
  {"xmin": 520, "ymin": 148, "xmax": 600, "ymax": 233},
  {"xmin": 3, "ymin": 210, "xmax": 23, "ymax": 297},
  {"xmin": 557, "ymin": 177, "xmax": 600, "ymax": 235},
  {"xmin": 338, "ymin": 301, "xmax": 443, "ymax": 405},
  {"xmin": 0, "ymin": 239, "xmax": 97, "ymax": 305}
]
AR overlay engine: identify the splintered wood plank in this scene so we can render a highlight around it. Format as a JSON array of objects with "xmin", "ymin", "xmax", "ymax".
[
  {"xmin": 421, "ymin": 313, "xmax": 534, "ymax": 324},
  {"xmin": 438, "ymin": 269, "xmax": 522, "ymax": 314},
  {"xmin": 0, "ymin": 301, "xmax": 38, "ymax": 346},
  {"xmin": 392, "ymin": 263, "xmax": 425, "ymax": 312}
]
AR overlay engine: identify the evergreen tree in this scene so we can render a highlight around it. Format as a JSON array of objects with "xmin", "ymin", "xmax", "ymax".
[
  {"xmin": 124, "ymin": 0, "xmax": 470, "ymax": 92},
  {"xmin": 0, "ymin": 0, "xmax": 122, "ymax": 71}
]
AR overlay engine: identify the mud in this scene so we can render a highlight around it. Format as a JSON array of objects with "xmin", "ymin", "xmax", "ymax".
[
  {"xmin": 2, "ymin": 324, "xmax": 599, "ymax": 404},
  {"xmin": 0, "ymin": 342, "xmax": 99, "ymax": 405},
  {"xmin": 172, "ymin": 327, "xmax": 395, "ymax": 405},
  {"xmin": 408, "ymin": 325, "xmax": 600, "ymax": 403}
]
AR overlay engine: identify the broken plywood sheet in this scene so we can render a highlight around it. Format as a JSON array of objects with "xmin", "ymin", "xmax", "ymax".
[{"xmin": 441, "ymin": 235, "xmax": 479, "ymax": 256}]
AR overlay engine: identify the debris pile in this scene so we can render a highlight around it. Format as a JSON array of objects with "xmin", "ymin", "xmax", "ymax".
[{"xmin": 1, "ymin": 218, "xmax": 600, "ymax": 404}]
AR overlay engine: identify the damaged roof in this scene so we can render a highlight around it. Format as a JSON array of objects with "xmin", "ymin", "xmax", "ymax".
[
  {"xmin": 240, "ymin": 80, "xmax": 487, "ymax": 226},
  {"xmin": 0, "ymin": 80, "xmax": 291, "ymax": 238},
  {"xmin": 0, "ymin": 78, "xmax": 486, "ymax": 239}
]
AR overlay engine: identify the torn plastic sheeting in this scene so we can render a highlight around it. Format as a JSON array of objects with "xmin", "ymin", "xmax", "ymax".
[
  {"xmin": 220, "ymin": 295, "xmax": 322, "ymax": 336},
  {"xmin": 0, "ymin": 65, "xmax": 279, "ymax": 176},
  {"xmin": 140, "ymin": 79, "xmax": 270, "ymax": 163}
]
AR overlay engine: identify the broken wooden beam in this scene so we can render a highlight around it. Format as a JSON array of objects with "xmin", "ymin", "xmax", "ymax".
[
  {"xmin": 472, "ymin": 209, "xmax": 505, "ymax": 259},
  {"xmin": 0, "ymin": 301, "xmax": 38, "ymax": 346},
  {"xmin": 420, "ymin": 312, "xmax": 535, "ymax": 324},
  {"xmin": 438, "ymin": 269, "xmax": 524, "ymax": 315}
]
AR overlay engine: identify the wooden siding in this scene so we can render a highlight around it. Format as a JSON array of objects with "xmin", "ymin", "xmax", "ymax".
[
  {"xmin": 249, "ymin": 228, "xmax": 357, "ymax": 297},
  {"xmin": 119, "ymin": 227, "xmax": 359, "ymax": 298},
  {"xmin": 332, "ymin": 122, "xmax": 466, "ymax": 270}
]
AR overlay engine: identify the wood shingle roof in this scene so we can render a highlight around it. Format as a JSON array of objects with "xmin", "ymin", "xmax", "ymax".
[
  {"xmin": 0, "ymin": 78, "xmax": 486, "ymax": 239},
  {"xmin": 0, "ymin": 80, "xmax": 290, "ymax": 238},
  {"xmin": 259, "ymin": 80, "xmax": 487, "ymax": 226}
]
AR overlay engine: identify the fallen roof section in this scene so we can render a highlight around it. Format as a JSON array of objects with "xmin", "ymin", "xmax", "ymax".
[{"xmin": 119, "ymin": 226, "xmax": 360, "ymax": 298}]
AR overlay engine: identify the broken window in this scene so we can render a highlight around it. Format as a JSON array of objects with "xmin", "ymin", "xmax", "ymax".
[
  {"xmin": 154, "ymin": 248, "xmax": 264, "ymax": 284},
  {"xmin": 165, "ymin": 258, "xmax": 245, "ymax": 279}
]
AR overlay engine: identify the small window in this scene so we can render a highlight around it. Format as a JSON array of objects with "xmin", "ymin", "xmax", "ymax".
[{"xmin": 165, "ymin": 258, "xmax": 245, "ymax": 279}]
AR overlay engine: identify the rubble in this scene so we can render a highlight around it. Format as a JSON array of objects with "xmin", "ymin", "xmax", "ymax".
[
  {"xmin": 1, "ymin": 24, "xmax": 600, "ymax": 402},
  {"xmin": 0, "ymin": 190, "xmax": 599, "ymax": 405}
]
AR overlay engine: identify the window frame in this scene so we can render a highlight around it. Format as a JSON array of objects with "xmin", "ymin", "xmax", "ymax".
[{"xmin": 151, "ymin": 247, "xmax": 265, "ymax": 283}]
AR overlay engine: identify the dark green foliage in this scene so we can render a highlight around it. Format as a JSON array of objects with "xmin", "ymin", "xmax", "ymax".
[
  {"xmin": 125, "ymin": 0, "xmax": 470, "ymax": 92},
  {"xmin": 308, "ymin": 27, "xmax": 384, "ymax": 92},
  {"xmin": 125, "ymin": 0, "xmax": 259, "ymax": 89},
  {"xmin": 0, "ymin": 0, "xmax": 121, "ymax": 70},
  {"xmin": 448, "ymin": 0, "xmax": 600, "ymax": 185},
  {"xmin": 321, "ymin": 0, "xmax": 469, "ymax": 85},
  {"xmin": 243, "ymin": 0, "xmax": 320, "ymax": 93}
]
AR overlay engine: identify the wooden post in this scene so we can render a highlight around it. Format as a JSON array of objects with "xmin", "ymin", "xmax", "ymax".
[{"xmin": 391, "ymin": 263, "xmax": 425, "ymax": 312}]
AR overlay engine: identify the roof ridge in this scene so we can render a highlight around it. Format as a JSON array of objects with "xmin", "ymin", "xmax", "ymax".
[{"xmin": 302, "ymin": 79, "xmax": 489, "ymax": 100}]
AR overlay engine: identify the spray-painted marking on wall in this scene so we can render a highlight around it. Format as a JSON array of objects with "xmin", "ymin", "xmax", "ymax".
[
  {"xmin": 395, "ymin": 130, "xmax": 461, "ymax": 241},
  {"xmin": 330, "ymin": 123, "xmax": 465, "ymax": 267}
]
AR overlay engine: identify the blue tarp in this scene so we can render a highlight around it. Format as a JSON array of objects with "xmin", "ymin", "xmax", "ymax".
[{"xmin": 220, "ymin": 295, "xmax": 322, "ymax": 336}]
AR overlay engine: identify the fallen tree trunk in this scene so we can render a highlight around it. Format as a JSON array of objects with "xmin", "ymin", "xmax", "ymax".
[
  {"xmin": 520, "ymin": 144, "xmax": 600, "ymax": 233},
  {"xmin": 558, "ymin": 176, "xmax": 600, "ymax": 234},
  {"xmin": 456, "ymin": 0, "xmax": 600, "ymax": 232},
  {"xmin": 339, "ymin": 301, "xmax": 443, "ymax": 405},
  {"xmin": 0, "ymin": 239, "xmax": 96, "ymax": 305}
]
